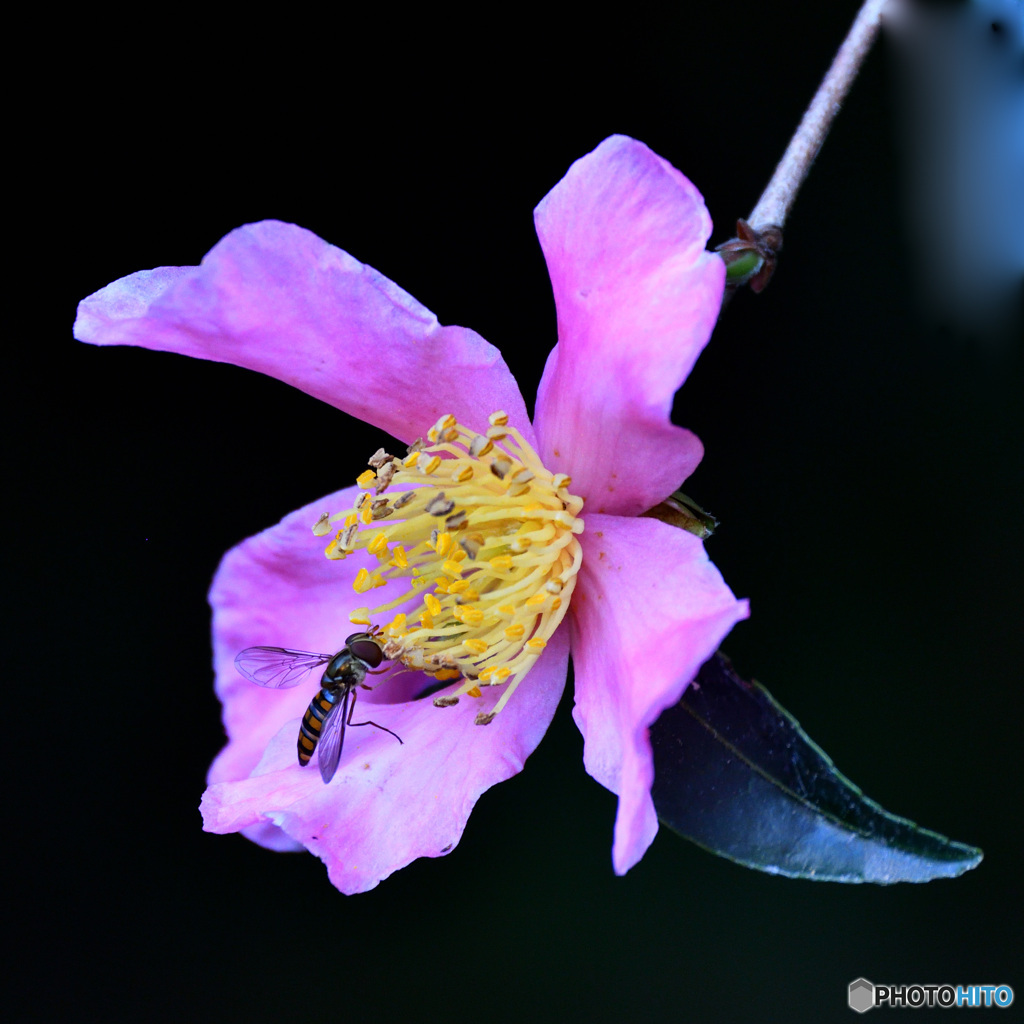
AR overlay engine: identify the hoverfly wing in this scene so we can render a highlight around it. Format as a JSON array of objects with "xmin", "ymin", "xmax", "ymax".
[
  {"xmin": 316, "ymin": 690, "xmax": 351, "ymax": 784},
  {"xmin": 234, "ymin": 647, "xmax": 334, "ymax": 689}
]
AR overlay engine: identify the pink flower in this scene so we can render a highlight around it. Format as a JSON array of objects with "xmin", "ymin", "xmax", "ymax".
[{"xmin": 75, "ymin": 135, "xmax": 748, "ymax": 893}]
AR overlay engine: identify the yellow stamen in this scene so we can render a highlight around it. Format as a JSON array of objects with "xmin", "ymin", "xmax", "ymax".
[{"xmin": 326, "ymin": 413, "xmax": 584, "ymax": 721}]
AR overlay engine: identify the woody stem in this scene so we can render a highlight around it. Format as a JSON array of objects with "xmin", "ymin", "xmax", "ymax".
[{"xmin": 747, "ymin": 0, "xmax": 889, "ymax": 233}]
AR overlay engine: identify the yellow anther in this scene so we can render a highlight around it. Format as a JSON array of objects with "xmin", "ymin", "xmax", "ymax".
[
  {"xmin": 359, "ymin": 504, "xmax": 374, "ymax": 525},
  {"xmin": 466, "ymin": 685, "xmax": 483, "ymax": 698},
  {"xmin": 312, "ymin": 512, "xmax": 331, "ymax": 537},
  {"xmin": 498, "ymin": 604, "xmax": 516, "ymax": 618},
  {"xmin": 448, "ymin": 579, "xmax": 470, "ymax": 593},
  {"xmin": 433, "ymin": 668, "xmax": 461, "ymax": 681},
  {"xmin": 435, "ymin": 532, "xmax": 452, "ymax": 557},
  {"xmin": 367, "ymin": 532, "xmax": 389, "ymax": 556},
  {"xmin": 349, "ymin": 606, "xmax": 372, "ymax": 626},
  {"xmin": 424, "ymin": 593, "xmax": 442, "ymax": 617},
  {"xmin": 356, "ymin": 469, "xmax": 377, "ymax": 489},
  {"xmin": 494, "ymin": 667, "xmax": 511, "ymax": 681},
  {"xmin": 479, "ymin": 667, "xmax": 495, "ymax": 682},
  {"xmin": 463, "ymin": 639, "xmax": 489, "ymax": 654},
  {"xmin": 421, "ymin": 612, "xmax": 434, "ymax": 629},
  {"xmin": 504, "ymin": 624, "xmax": 525, "ymax": 641},
  {"xmin": 452, "ymin": 464, "xmax": 473, "ymax": 483},
  {"xmin": 552, "ymin": 473, "xmax": 572, "ymax": 490},
  {"xmin": 353, "ymin": 568, "xmax": 371, "ymax": 592},
  {"xmin": 420, "ymin": 454, "xmax": 442, "ymax": 475},
  {"xmin": 442, "ymin": 559, "xmax": 462, "ymax": 577},
  {"xmin": 460, "ymin": 607, "xmax": 484, "ymax": 626},
  {"xmin": 526, "ymin": 592, "xmax": 548, "ymax": 607},
  {"xmin": 488, "ymin": 410, "xmax": 509, "ymax": 426},
  {"xmin": 434, "ymin": 577, "xmax": 450, "ymax": 593},
  {"xmin": 469, "ymin": 436, "xmax": 493, "ymax": 458},
  {"xmin": 344, "ymin": 513, "xmax": 358, "ymax": 528},
  {"xmin": 526, "ymin": 638, "xmax": 548, "ymax": 650},
  {"xmin": 391, "ymin": 545, "xmax": 408, "ymax": 568},
  {"xmin": 489, "ymin": 555, "xmax": 513, "ymax": 571},
  {"xmin": 388, "ymin": 613, "xmax": 407, "ymax": 634}
]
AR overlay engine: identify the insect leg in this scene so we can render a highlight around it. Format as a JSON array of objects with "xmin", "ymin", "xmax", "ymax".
[{"xmin": 346, "ymin": 688, "xmax": 404, "ymax": 745}]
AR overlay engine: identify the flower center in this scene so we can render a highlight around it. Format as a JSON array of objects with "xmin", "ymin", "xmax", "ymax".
[{"xmin": 316, "ymin": 412, "xmax": 584, "ymax": 724}]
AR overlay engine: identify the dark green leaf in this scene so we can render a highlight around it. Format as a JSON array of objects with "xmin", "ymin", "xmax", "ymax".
[{"xmin": 650, "ymin": 653, "xmax": 983, "ymax": 883}]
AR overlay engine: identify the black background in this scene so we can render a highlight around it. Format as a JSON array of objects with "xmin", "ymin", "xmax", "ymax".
[{"xmin": 17, "ymin": 2, "xmax": 1021, "ymax": 1021}]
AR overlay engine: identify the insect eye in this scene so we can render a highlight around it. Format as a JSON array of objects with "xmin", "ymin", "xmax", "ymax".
[{"xmin": 348, "ymin": 637, "xmax": 383, "ymax": 667}]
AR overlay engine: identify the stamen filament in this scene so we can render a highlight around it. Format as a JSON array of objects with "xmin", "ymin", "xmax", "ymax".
[{"xmin": 320, "ymin": 413, "xmax": 585, "ymax": 720}]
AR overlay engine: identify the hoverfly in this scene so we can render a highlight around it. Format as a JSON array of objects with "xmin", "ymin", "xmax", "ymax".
[{"xmin": 234, "ymin": 631, "xmax": 403, "ymax": 783}]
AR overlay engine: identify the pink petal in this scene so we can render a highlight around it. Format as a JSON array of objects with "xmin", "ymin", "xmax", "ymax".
[
  {"xmin": 205, "ymin": 479, "xmax": 570, "ymax": 890},
  {"xmin": 74, "ymin": 220, "xmax": 532, "ymax": 445},
  {"xmin": 532, "ymin": 136, "xmax": 725, "ymax": 516},
  {"xmin": 207, "ymin": 484, "xmax": 376, "ymax": 791},
  {"xmin": 569, "ymin": 513, "xmax": 748, "ymax": 874},
  {"xmin": 202, "ymin": 625, "xmax": 570, "ymax": 894}
]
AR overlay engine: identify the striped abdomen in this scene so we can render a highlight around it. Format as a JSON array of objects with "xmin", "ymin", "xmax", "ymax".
[{"xmin": 298, "ymin": 688, "xmax": 340, "ymax": 766}]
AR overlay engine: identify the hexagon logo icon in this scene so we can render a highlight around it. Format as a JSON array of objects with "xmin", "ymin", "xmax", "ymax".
[{"xmin": 848, "ymin": 978, "xmax": 875, "ymax": 1013}]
